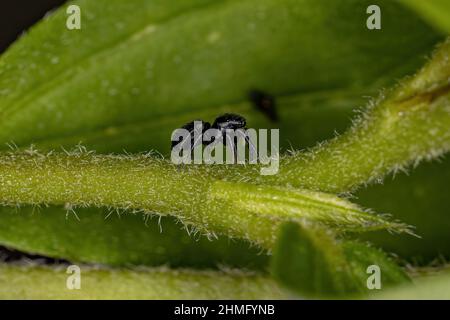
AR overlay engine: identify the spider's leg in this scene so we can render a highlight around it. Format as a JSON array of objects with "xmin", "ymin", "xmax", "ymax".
[
  {"xmin": 224, "ymin": 133, "xmax": 236, "ymax": 164},
  {"xmin": 246, "ymin": 135, "xmax": 258, "ymax": 163},
  {"xmin": 236, "ymin": 129, "xmax": 258, "ymax": 163}
]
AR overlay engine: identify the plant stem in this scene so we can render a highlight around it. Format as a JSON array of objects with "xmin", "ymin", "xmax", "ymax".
[
  {"xmin": 0, "ymin": 264, "xmax": 287, "ymax": 299},
  {"xmin": 0, "ymin": 150, "xmax": 402, "ymax": 250}
]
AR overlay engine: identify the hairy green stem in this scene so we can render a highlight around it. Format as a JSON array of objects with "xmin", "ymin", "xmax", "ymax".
[{"xmin": 0, "ymin": 150, "xmax": 402, "ymax": 250}]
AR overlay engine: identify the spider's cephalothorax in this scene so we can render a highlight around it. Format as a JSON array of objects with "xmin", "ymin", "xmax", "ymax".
[
  {"xmin": 212, "ymin": 113, "xmax": 246, "ymax": 132},
  {"xmin": 171, "ymin": 113, "xmax": 250, "ymax": 151},
  {"xmin": 211, "ymin": 113, "xmax": 248, "ymax": 153}
]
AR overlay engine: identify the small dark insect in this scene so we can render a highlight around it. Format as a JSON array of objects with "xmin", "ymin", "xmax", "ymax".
[
  {"xmin": 249, "ymin": 89, "xmax": 278, "ymax": 122},
  {"xmin": 212, "ymin": 113, "xmax": 246, "ymax": 133},
  {"xmin": 171, "ymin": 113, "xmax": 255, "ymax": 155}
]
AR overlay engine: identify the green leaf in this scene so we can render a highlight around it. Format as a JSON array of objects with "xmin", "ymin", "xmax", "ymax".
[
  {"xmin": 271, "ymin": 222, "xmax": 358, "ymax": 297},
  {"xmin": 0, "ymin": 0, "xmax": 441, "ymax": 153},
  {"xmin": 374, "ymin": 271, "xmax": 450, "ymax": 300},
  {"xmin": 0, "ymin": 206, "xmax": 267, "ymax": 269},
  {"xmin": 253, "ymin": 38, "xmax": 450, "ymax": 193},
  {"xmin": 0, "ymin": 263, "xmax": 287, "ymax": 299},
  {"xmin": 357, "ymin": 156, "xmax": 450, "ymax": 262},
  {"xmin": 399, "ymin": 0, "xmax": 450, "ymax": 34},
  {"xmin": 271, "ymin": 222, "xmax": 409, "ymax": 298},
  {"xmin": 213, "ymin": 180, "xmax": 410, "ymax": 235},
  {"xmin": 342, "ymin": 241, "xmax": 410, "ymax": 289}
]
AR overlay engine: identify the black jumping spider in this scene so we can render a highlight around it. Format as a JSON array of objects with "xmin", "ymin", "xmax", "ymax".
[{"xmin": 171, "ymin": 113, "xmax": 254, "ymax": 155}]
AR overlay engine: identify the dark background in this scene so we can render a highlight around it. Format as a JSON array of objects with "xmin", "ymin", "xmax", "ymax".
[{"xmin": 0, "ymin": 0, "xmax": 66, "ymax": 53}]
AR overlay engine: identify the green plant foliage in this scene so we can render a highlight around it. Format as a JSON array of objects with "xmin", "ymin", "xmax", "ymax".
[
  {"xmin": 374, "ymin": 270, "xmax": 450, "ymax": 299},
  {"xmin": 0, "ymin": 0, "xmax": 442, "ymax": 274},
  {"xmin": 0, "ymin": 206, "xmax": 268, "ymax": 268},
  {"xmin": 398, "ymin": 0, "xmax": 450, "ymax": 34},
  {"xmin": 342, "ymin": 241, "xmax": 411, "ymax": 289},
  {"xmin": 0, "ymin": 0, "xmax": 449, "ymax": 299},
  {"xmin": 358, "ymin": 157, "xmax": 450, "ymax": 262},
  {"xmin": 0, "ymin": 0, "xmax": 440, "ymax": 152},
  {"xmin": 252, "ymin": 39, "xmax": 450, "ymax": 193},
  {"xmin": 270, "ymin": 222, "xmax": 409, "ymax": 298},
  {"xmin": 0, "ymin": 263, "xmax": 287, "ymax": 299}
]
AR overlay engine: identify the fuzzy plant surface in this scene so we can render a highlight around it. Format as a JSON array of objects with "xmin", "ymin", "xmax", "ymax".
[
  {"xmin": 0, "ymin": 150, "xmax": 412, "ymax": 251},
  {"xmin": 0, "ymin": 263, "xmax": 288, "ymax": 299},
  {"xmin": 0, "ymin": 0, "xmax": 450, "ymax": 299},
  {"xmin": 0, "ymin": 206, "xmax": 269, "ymax": 269},
  {"xmin": 271, "ymin": 222, "xmax": 410, "ymax": 297}
]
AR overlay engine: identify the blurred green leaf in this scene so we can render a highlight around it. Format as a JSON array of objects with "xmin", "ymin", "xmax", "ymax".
[
  {"xmin": 343, "ymin": 241, "xmax": 411, "ymax": 288},
  {"xmin": 252, "ymin": 38, "xmax": 450, "ymax": 193},
  {"xmin": 0, "ymin": 206, "xmax": 267, "ymax": 269},
  {"xmin": 0, "ymin": 263, "xmax": 287, "ymax": 299},
  {"xmin": 271, "ymin": 222, "xmax": 409, "ymax": 298},
  {"xmin": 0, "ymin": 0, "xmax": 441, "ymax": 153},
  {"xmin": 374, "ymin": 271, "xmax": 450, "ymax": 299},
  {"xmin": 399, "ymin": 0, "xmax": 450, "ymax": 34},
  {"xmin": 358, "ymin": 157, "xmax": 450, "ymax": 263}
]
